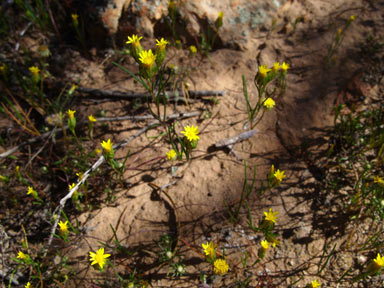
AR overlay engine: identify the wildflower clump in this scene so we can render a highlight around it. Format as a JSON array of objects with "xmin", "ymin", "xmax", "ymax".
[
  {"xmin": 126, "ymin": 35, "xmax": 170, "ymax": 79},
  {"xmin": 213, "ymin": 258, "xmax": 229, "ymax": 275},
  {"xmin": 89, "ymin": 247, "xmax": 110, "ymax": 271}
]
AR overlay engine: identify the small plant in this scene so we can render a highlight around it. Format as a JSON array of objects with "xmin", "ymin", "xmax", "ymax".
[
  {"xmin": 242, "ymin": 61, "xmax": 289, "ymax": 129},
  {"xmin": 326, "ymin": 15, "xmax": 355, "ymax": 65}
]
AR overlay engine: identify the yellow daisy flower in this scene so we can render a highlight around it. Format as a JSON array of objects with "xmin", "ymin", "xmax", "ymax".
[
  {"xmin": 213, "ymin": 259, "xmax": 229, "ymax": 275},
  {"xmin": 258, "ymin": 65, "xmax": 271, "ymax": 78},
  {"xmin": 89, "ymin": 247, "xmax": 111, "ymax": 270},
  {"xmin": 181, "ymin": 125, "xmax": 200, "ymax": 142},
  {"xmin": 58, "ymin": 220, "xmax": 69, "ymax": 234},
  {"xmin": 263, "ymin": 98, "xmax": 275, "ymax": 110},
  {"xmin": 156, "ymin": 38, "xmax": 169, "ymax": 50},
  {"xmin": 88, "ymin": 115, "xmax": 97, "ymax": 122},
  {"xmin": 126, "ymin": 34, "xmax": 143, "ymax": 47},
  {"xmin": 138, "ymin": 49, "xmax": 156, "ymax": 68},
  {"xmin": 101, "ymin": 139, "xmax": 113, "ymax": 154},
  {"xmin": 264, "ymin": 208, "xmax": 278, "ymax": 223},
  {"xmin": 17, "ymin": 251, "xmax": 27, "ymax": 260},
  {"xmin": 166, "ymin": 149, "xmax": 177, "ymax": 161},
  {"xmin": 274, "ymin": 169, "xmax": 286, "ymax": 182},
  {"xmin": 281, "ymin": 61, "xmax": 290, "ymax": 72},
  {"xmin": 67, "ymin": 109, "xmax": 76, "ymax": 119},
  {"xmin": 202, "ymin": 241, "xmax": 217, "ymax": 258}
]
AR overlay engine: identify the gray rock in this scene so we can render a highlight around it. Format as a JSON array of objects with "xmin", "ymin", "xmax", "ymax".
[{"xmin": 95, "ymin": 0, "xmax": 285, "ymax": 46}]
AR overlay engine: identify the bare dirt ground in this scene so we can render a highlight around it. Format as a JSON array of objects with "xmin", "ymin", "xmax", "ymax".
[{"xmin": 2, "ymin": 0, "xmax": 384, "ymax": 287}]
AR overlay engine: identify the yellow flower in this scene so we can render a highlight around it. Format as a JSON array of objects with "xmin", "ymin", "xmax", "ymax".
[
  {"xmin": 69, "ymin": 183, "xmax": 76, "ymax": 198},
  {"xmin": 88, "ymin": 115, "xmax": 97, "ymax": 122},
  {"xmin": 89, "ymin": 247, "xmax": 111, "ymax": 270},
  {"xmin": 350, "ymin": 15, "xmax": 355, "ymax": 21},
  {"xmin": 166, "ymin": 149, "xmax": 177, "ymax": 161},
  {"xmin": 202, "ymin": 241, "xmax": 217, "ymax": 258},
  {"xmin": 0, "ymin": 63, "xmax": 6, "ymax": 72},
  {"xmin": 138, "ymin": 49, "xmax": 156, "ymax": 68},
  {"xmin": 101, "ymin": 139, "xmax": 113, "ymax": 154},
  {"xmin": 25, "ymin": 282, "xmax": 32, "ymax": 288},
  {"xmin": 27, "ymin": 186, "xmax": 37, "ymax": 196},
  {"xmin": 76, "ymin": 172, "xmax": 84, "ymax": 180},
  {"xmin": 272, "ymin": 62, "xmax": 280, "ymax": 71},
  {"xmin": 337, "ymin": 28, "xmax": 342, "ymax": 37},
  {"xmin": 374, "ymin": 176, "xmax": 383, "ymax": 184},
  {"xmin": 264, "ymin": 208, "xmax": 278, "ymax": 223},
  {"xmin": 213, "ymin": 259, "xmax": 229, "ymax": 275},
  {"xmin": 156, "ymin": 38, "xmax": 169, "ymax": 50},
  {"xmin": 258, "ymin": 240, "xmax": 270, "ymax": 258},
  {"xmin": 58, "ymin": 220, "xmax": 69, "ymax": 234},
  {"xmin": 29, "ymin": 66, "xmax": 40, "ymax": 76},
  {"xmin": 67, "ymin": 109, "xmax": 76, "ymax": 119},
  {"xmin": 39, "ymin": 44, "xmax": 50, "ymax": 57},
  {"xmin": 126, "ymin": 34, "xmax": 143, "ymax": 47},
  {"xmin": 261, "ymin": 240, "xmax": 270, "ymax": 250},
  {"xmin": 190, "ymin": 45, "xmax": 197, "ymax": 54},
  {"xmin": 71, "ymin": 14, "xmax": 79, "ymax": 22},
  {"xmin": 274, "ymin": 169, "xmax": 286, "ymax": 182},
  {"xmin": 215, "ymin": 11, "xmax": 224, "ymax": 29},
  {"xmin": 175, "ymin": 40, "xmax": 181, "ymax": 45},
  {"xmin": 168, "ymin": 0, "xmax": 175, "ymax": 11},
  {"xmin": 309, "ymin": 280, "xmax": 321, "ymax": 288},
  {"xmin": 281, "ymin": 61, "xmax": 290, "ymax": 72},
  {"xmin": 181, "ymin": 125, "xmax": 200, "ymax": 142},
  {"xmin": 17, "ymin": 251, "xmax": 27, "ymax": 260},
  {"xmin": 373, "ymin": 253, "xmax": 384, "ymax": 270},
  {"xmin": 271, "ymin": 238, "xmax": 280, "ymax": 248},
  {"xmin": 263, "ymin": 98, "xmax": 275, "ymax": 110},
  {"xmin": 258, "ymin": 65, "xmax": 271, "ymax": 78},
  {"xmin": 68, "ymin": 84, "xmax": 77, "ymax": 95}
]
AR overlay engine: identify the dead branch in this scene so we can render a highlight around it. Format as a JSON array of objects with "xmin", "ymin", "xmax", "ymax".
[
  {"xmin": 215, "ymin": 129, "xmax": 259, "ymax": 148},
  {"xmin": 77, "ymin": 87, "xmax": 225, "ymax": 100},
  {"xmin": 0, "ymin": 112, "xmax": 201, "ymax": 159}
]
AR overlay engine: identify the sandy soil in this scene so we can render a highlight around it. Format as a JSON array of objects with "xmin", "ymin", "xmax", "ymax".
[{"xmin": 2, "ymin": 0, "xmax": 384, "ymax": 287}]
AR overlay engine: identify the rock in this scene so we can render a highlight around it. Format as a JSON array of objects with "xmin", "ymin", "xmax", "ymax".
[
  {"xmin": 357, "ymin": 255, "xmax": 367, "ymax": 266},
  {"xmin": 94, "ymin": 0, "xmax": 285, "ymax": 47}
]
